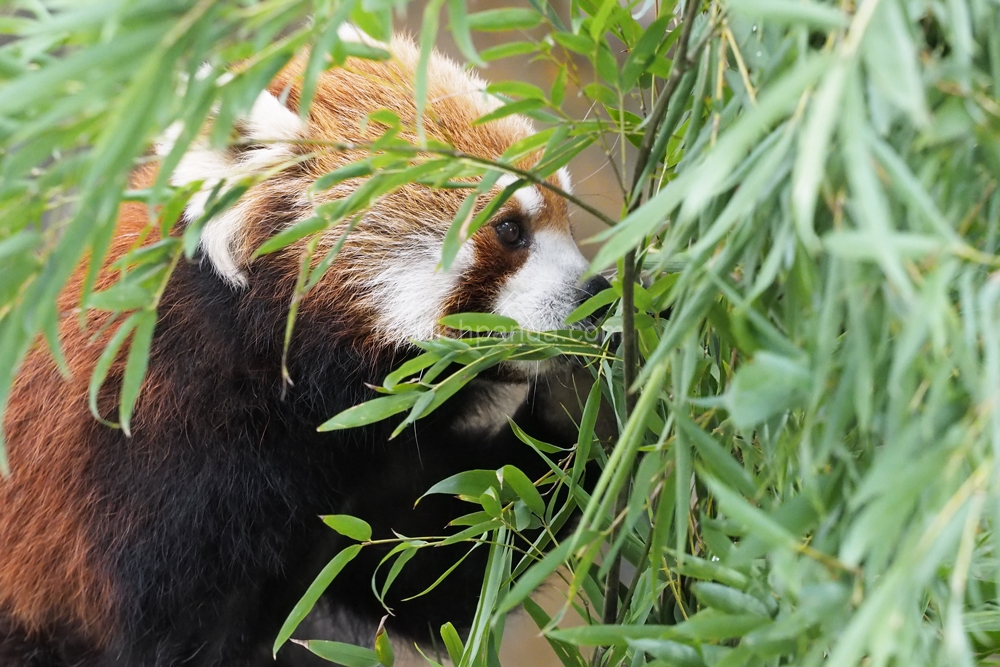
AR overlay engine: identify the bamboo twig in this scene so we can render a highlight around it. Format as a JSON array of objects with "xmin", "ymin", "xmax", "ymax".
[{"xmin": 595, "ymin": 0, "xmax": 712, "ymax": 656}]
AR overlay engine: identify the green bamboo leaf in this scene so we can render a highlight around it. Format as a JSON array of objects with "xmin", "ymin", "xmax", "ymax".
[
  {"xmin": 676, "ymin": 413, "xmax": 757, "ymax": 498},
  {"xmin": 87, "ymin": 312, "xmax": 140, "ymax": 427},
  {"xmin": 823, "ymin": 231, "xmax": 940, "ymax": 260},
  {"xmin": 341, "ymin": 40, "xmax": 391, "ymax": 62},
  {"xmin": 474, "ymin": 98, "xmax": 546, "ymax": 125},
  {"xmin": 552, "ymin": 31, "xmax": 595, "ymax": 55},
  {"xmin": 620, "ymin": 14, "xmax": 673, "ymax": 90},
  {"xmin": 742, "ymin": 583, "xmax": 849, "ymax": 648},
  {"xmin": 350, "ymin": 5, "xmax": 392, "ymax": 42},
  {"xmin": 480, "ymin": 41, "xmax": 540, "ymax": 61},
  {"xmin": 725, "ymin": 352, "xmax": 810, "ymax": 429},
  {"xmin": 589, "ymin": 0, "xmax": 619, "ymax": 41},
  {"xmin": 550, "ymin": 68, "xmax": 567, "ymax": 107},
  {"xmin": 118, "ymin": 309, "xmax": 156, "ymax": 438},
  {"xmin": 85, "ymin": 280, "xmax": 157, "ymax": 312},
  {"xmin": 691, "ymin": 582, "xmax": 772, "ymax": 618},
  {"xmin": 565, "ymin": 288, "xmax": 617, "ymax": 324},
  {"xmin": 838, "ymin": 70, "xmax": 915, "ymax": 299},
  {"xmin": 861, "ymin": 0, "xmax": 928, "ymax": 126},
  {"xmin": 674, "ymin": 609, "xmax": 770, "ymax": 641},
  {"xmin": 501, "ymin": 128, "xmax": 556, "ymax": 162},
  {"xmin": 547, "ymin": 625, "xmax": 679, "ymax": 646},
  {"xmin": 311, "ymin": 159, "xmax": 375, "ymax": 193},
  {"xmin": 438, "ymin": 313, "xmax": 520, "ymax": 333},
  {"xmin": 479, "ymin": 486, "xmax": 502, "ymax": 518},
  {"xmin": 487, "ymin": 81, "xmax": 548, "ymax": 101},
  {"xmin": 374, "ymin": 543, "xmax": 420, "ymax": 605},
  {"xmin": 317, "ymin": 392, "xmax": 422, "ymax": 431},
  {"xmin": 382, "ymin": 353, "xmax": 439, "ymax": 390},
  {"xmin": 447, "ymin": 0, "xmax": 485, "ymax": 67},
  {"xmin": 440, "ymin": 170, "xmax": 502, "ymax": 270},
  {"xmin": 460, "ymin": 526, "xmax": 510, "ymax": 661},
  {"xmin": 374, "ymin": 623, "xmax": 394, "ymax": 667},
  {"xmin": 629, "ymin": 639, "xmax": 705, "ymax": 667},
  {"xmin": 496, "ymin": 537, "xmax": 575, "ymax": 614},
  {"xmin": 670, "ymin": 552, "xmax": 750, "ymax": 591},
  {"xmin": 298, "ymin": 5, "xmax": 354, "ymax": 118},
  {"xmin": 575, "ymin": 364, "xmax": 667, "ymax": 551},
  {"xmin": 467, "ymin": 8, "xmax": 543, "ymax": 32},
  {"xmin": 498, "ymin": 465, "xmax": 545, "ymax": 517},
  {"xmin": 414, "ymin": 0, "xmax": 445, "ymax": 142},
  {"xmin": 322, "ymin": 514, "xmax": 372, "ymax": 542},
  {"xmin": 868, "ymin": 135, "xmax": 958, "ymax": 241},
  {"xmin": 588, "ymin": 168, "xmax": 695, "ymax": 272},
  {"xmin": 273, "ymin": 544, "xmax": 363, "ymax": 653},
  {"xmin": 679, "ymin": 54, "xmax": 829, "ymax": 222},
  {"xmin": 421, "ymin": 469, "xmax": 500, "ymax": 500},
  {"xmin": 437, "ymin": 623, "xmax": 464, "ymax": 666},
  {"xmin": 291, "ymin": 640, "xmax": 379, "ymax": 667},
  {"xmin": 792, "ymin": 60, "xmax": 847, "ymax": 254},
  {"xmin": 726, "ymin": 0, "xmax": 850, "ymax": 29},
  {"xmin": 700, "ymin": 473, "xmax": 799, "ymax": 552}
]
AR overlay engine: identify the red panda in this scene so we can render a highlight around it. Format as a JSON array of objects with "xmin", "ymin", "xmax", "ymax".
[{"xmin": 0, "ymin": 33, "xmax": 609, "ymax": 667}]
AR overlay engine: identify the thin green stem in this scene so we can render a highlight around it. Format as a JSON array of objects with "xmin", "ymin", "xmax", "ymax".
[
  {"xmin": 597, "ymin": 0, "xmax": 712, "ymax": 652},
  {"xmin": 285, "ymin": 138, "xmax": 620, "ymax": 227}
]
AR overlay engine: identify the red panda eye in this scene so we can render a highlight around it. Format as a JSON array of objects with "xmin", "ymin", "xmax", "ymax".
[{"xmin": 495, "ymin": 220, "xmax": 523, "ymax": 248}]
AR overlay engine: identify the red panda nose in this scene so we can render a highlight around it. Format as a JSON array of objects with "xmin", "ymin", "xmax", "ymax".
[
  {"xmin": 576, "ymin": 274, "xmax": 613, "ymax": 330},
  {"xmin": 577, "ymin": 274, "xmax": 612, "ymax": 306}
]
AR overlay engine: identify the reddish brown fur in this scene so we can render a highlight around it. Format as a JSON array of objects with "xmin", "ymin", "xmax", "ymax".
[{"xmin": 0, "ymin": 164, "xmax": 162, "ymax": 644}]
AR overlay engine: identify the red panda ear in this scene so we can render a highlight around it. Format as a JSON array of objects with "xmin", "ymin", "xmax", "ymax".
[{"xmin": 155, "ymin": 89, "xmax": 307, "ymax": 288}]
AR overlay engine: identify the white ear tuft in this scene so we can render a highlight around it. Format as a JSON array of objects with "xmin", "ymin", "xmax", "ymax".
[
  {"xmin": 246, "ymin": 90, "xmax": 307, "ymax": 142},
  {"xmin": 159, "ymin": 89, "xmax": 308, "ymax": 288},
  {"xmin": 556, "ymin": 167, "xmax": 573, "ymax": 195}
]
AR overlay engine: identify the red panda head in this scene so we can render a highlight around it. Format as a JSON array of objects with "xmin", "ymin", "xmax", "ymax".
[{"xmin": 157, "ymin": 33, "xmax": 599, "ymax": 369}]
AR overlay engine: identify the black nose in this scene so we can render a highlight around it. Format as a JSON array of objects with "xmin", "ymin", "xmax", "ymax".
[
  {"xmin": 578, "ymin": 274, "xmax": 612, "ymax": 303},
  {"xmin": 575, "ymin": 274, "xmax": 613, "ymax": 329}
]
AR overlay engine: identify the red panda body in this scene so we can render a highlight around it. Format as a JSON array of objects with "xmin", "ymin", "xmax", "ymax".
[{"xmin": 1, "ymin": 35, "xmax": 607, "ymax": 667}]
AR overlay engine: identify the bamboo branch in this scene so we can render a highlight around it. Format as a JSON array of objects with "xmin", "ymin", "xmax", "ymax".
[{"xmin": 597, "ymin": 0, "xmax": 711, "ymax": 644}]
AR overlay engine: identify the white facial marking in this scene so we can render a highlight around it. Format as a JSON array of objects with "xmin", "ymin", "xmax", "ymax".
[
  {"xmin": 156, "ymin": 91, "xmax": 306, "ymax": 287},
  {"xmin": 494, "ymin": 229, "xmax": 588, "ymax": 331},
  {"xmin": 496, "ymin": 174, "xmax": 544, "ymax": 219},
  {"xmin": 370, "ymin": 241, "xmax": 474, "ymax": 343},
  {"xmin": 556, "ymin": 167, "xmax": 573, "ymax": 195}
]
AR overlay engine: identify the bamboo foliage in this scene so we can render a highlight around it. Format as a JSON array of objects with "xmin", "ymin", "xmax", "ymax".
[{"xmin": 3, "ymin": 0, "xmax": 1000, "ymax": 665}]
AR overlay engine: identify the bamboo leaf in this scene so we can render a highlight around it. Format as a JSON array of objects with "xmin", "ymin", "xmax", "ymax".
[
  {"xmin": 274, "ymin": 545, "xmax": 363, "ymax": 653},
  {"xmin": 317, "ymin": 392, "xmax": 422, "ymax": 432},
  {"xmin": 118, "ymin": 309, "xmax": 156, "ymax": 438},
  {"xmin": 467, "ymin": 8, "xmax": 542, "ymax": 32},
  {"xmin": 322, "ymin": 515, "xmax": 372, "ymax": 542},
  {"xmin": 292, "ymin": 640, "xmax": 380, "ymax": 667}
]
